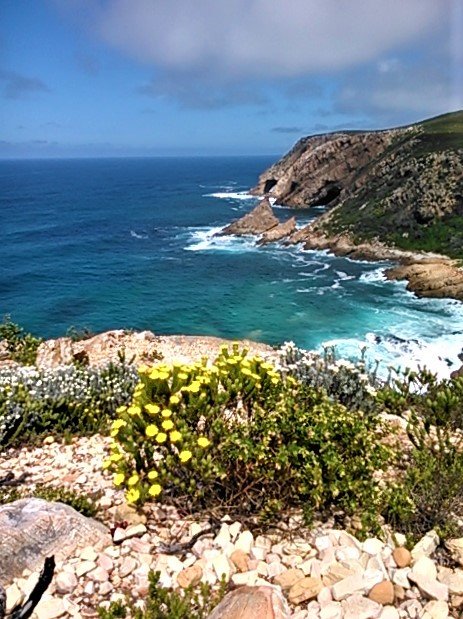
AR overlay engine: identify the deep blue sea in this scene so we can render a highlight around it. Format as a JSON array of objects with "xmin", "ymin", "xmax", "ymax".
[{"xmin": 1, "ymin": 156, "xmax": 462, "ymax": 377}]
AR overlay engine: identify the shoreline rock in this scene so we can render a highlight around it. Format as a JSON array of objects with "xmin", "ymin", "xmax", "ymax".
[{"xmin": 220, "ymin": 197, "xmax": 280, "ymax": 237}]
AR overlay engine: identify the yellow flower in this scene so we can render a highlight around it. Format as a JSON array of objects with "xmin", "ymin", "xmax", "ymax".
[
  {"xmin": 161, "ymin": 419, "xmax": 174, "ymax": 431},
  {"xmin": 148, "ymin": 484, "xmax": 162, "ymax": 497},
  {"xmin": 145, "ymin": 424, "xmax": 159, "ymax": 437},
  {"xmin": 179, "ymin": 450, "xmax": 192, "ymax": 463},
  {"xmin": 169, "ymin": 430, "xmax": 182, "ymax": 442},
  {"xmin": 147, "ymin": 470, "xmax": 159, "ymax": 480},
  {"xmin": 127, "ymin": 405, "xmax": 141, "ymax": 416},
  {"xmin": 126, "ymin": 488, "xmax": 140, "ymax": 504},
  {"xmin": 145, "ymin": 403, "xmax": 160, "ymax": 415},
  {"xmin": 113, "ymin": 473, "xmax": 125, "ymax": 486},
  {"xmin": 102, "ymin": 458, "xmax": 112, "ymax": 469},
  {"xmin": 197, "ymin": 436, "xmax": 210, "ymax": 448},
  {"xmin": 241, "ymin": 368, "xmax": 252, "ymax": 376},
  {"xmin": 127, "ymin": 474, "xmax": 139, "ymax": 486},
  {"xmin": 138, "ymin": 365, "xmax": 150, "ymax": 375},
  {"xmin": 156, "ymin": 432, "xmax": 167, "ymax": 444},
  {"xmin": 149, "ymin": 370, "xmax": 159, "ymax": 380},
  {"xmin": 116, "ymin": 405, "xmax": 127, "ymax": 414},
  {"xmin": 169, "ymin": 394, "xmax": 181, "ymax": 405},
  {"xmin": 178, "ymin": 372, "xmax": 188, "ymax": 381},
  {"xmin": 158, "ymin": 372, "xmax": 170, "ymax": 381},
  {"xmin": 161, "ymin": 408, "xmax": 172, "ymax": 418},
  {"xmin": 110, "ymin": 454, "xmax": 123, "ymax": 462},
  {"xmin": 188, "ymin": 381, "xmax": 201, "ymax": 393},
  {"xmin": 111, "ymin": 419, "xmax": 127, "ymax": 430}
]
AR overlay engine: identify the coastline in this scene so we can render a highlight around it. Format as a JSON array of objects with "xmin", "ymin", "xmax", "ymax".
[{"xmin": 286, "ymin": 227, "xmax": 463, "ymax": 302}]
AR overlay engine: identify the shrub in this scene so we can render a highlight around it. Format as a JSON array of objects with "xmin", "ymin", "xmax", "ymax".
[
  {"xmin": 106, "ymin": 345, "xmax": 389, "ymax": 528},
  {"xmin": 0, "ymin": 362, "xmax": 138, "ymax": 448},
  {"xmin": 381, "ymin": 369, "xmax": 463, "ymax": 540},
  {"xmin": 98, "ymin": 571, "xmax": 227, "ymax": 619},
  {"xmin": 0, "ymin": 483, "xmax": 99, "ymax": 518},
  {"xmin": 277, "ymin": 341, "xmax": 380, "ymax": 413},
  {"xmin": 0, "ymin": 316, "xmax": 42, "ymax": 365}
]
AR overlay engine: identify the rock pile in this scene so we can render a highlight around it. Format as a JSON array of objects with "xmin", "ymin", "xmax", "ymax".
[{"xmin": 1, "ymin": 436, "xmax": 463, "ymax": 618}]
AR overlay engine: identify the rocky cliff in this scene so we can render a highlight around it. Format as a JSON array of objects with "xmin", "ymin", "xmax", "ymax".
[{"xmin": 252, "ymin": 111, "xmax": 463, "ymax": 260}]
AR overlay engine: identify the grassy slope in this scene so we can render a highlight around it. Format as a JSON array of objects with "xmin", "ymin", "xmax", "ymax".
[{"xmin": 324, "ymin": 110, "xmax": 463, "ymax": 258}]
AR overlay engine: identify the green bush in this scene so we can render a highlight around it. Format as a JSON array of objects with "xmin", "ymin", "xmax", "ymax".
[
  {"xmin": 106, "ymin": 346, "xmax": 389, "ymax": 529},
  {"xmin": 0, "ymin": 362, "xmax": 138, "ymax": 449},
  {"xmin": 98, "ymin": 571, "xmax": 227, "ymax": 619},
  {"xmin": 0, "ymin": 483, "xmax": 99, "ymax": 518},
  {"xmin": 379, "ymin": 369, "xmax": 463, "ymax": 540},
  {"xmin": 0, "ymin": 316, "xmax": 42, "ymax": 365}
]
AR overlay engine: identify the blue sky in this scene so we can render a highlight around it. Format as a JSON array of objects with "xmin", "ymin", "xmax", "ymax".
[{"xmin": 1, "ymin": 0, "xmax": 462, "ymax": 157}]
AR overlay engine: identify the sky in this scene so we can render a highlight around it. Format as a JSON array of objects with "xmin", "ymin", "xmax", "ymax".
[{"xmin": 0, "ymin": 0, "xmax": 462, "ymax": 158}]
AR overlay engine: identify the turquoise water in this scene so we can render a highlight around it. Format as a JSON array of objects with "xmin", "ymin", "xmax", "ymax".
[{"xmin": 1, "ymin": 156, "xmax": 462, "ymax": 377}]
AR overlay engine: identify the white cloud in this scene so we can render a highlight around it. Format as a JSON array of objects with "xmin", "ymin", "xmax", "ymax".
[{"xmin": 66, "ymin": 0, "xmax": 445, "ymax": 79}]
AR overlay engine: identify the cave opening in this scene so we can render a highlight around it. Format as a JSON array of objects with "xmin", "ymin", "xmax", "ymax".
[
  {"xmin": 264, "ymin": 179, "xmax": 277, "ymax": 193},
  {"xmin": 318, "ymin": 183, "xmax": 342, "ymax": 206}
]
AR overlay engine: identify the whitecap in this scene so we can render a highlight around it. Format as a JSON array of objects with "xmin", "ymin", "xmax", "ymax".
[
  {"xmin": 130, "ymin": 230, "xmax": 148, "ymax": 239},
  {"xmin": 359, "ymin": 267, "xmax": 387, "ymax": 283},
  {"xmin": 184, "ymin": 226, "xmax": 259, "ymax": 253},
  {"xmin": 204, "ymin": 191, "xmax": 257, "ymax": 200}
]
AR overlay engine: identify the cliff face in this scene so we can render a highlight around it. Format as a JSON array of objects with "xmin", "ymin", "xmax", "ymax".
[{"xmin": 252, "ymin": 111, "xmax": 463, "ymax": 259}]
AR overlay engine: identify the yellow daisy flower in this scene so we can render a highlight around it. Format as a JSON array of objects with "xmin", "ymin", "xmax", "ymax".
[
  {"xmin": 127, "ymin": 405, "xmax": 141, "ymax": 416},
  {"xmin": 161, "ymin": 419, "xmax": 174, "ymax": 431},
  {"xmin": 169, "ymin": 430, "xmax": 182, "ymax": 442},
  {"xmin": 127, "ymin": 474, "xmax": 139, "ymax": 486},
  {"xmin": 145, "ymin": 424, "xmax": 159, "ymax": 437},
  {"xmin": 148, "ymin": 484, "xmax": 162, "ymax": 497},
  {"xmin": 156, "ymin": 432, "xmax": 167, "ymax": 444},
  {"xmin": 145, "ymin": 403, "xmax": 160, "ymax": 415},
  {"xmin": 197, "ymin": 436, "xmax": 210, "ymax": 448},
  {"xmin": 169, "ymin": 394, "xmax": 181, "ymax": 405},
  {"xmin": 102, "ymin": 458, "xmax": 112, "ymax": 469},
  {"xmin": 126, "ymin": 488, "xmax": 140, "ymax": 504},
  {"xmin": 147, "ymin": 470, "xmax": 158, "ymax": 480},
  {"xmin": 179, "ymin": 450, "xmax": 192, "ymax": 463},
  {"xmin": 113, "ymin": 473, "xmax": 125, "ymax": 486},
  {"xmin": 161, "ymin": 408, "xmax": 172, "ymax": 418}
]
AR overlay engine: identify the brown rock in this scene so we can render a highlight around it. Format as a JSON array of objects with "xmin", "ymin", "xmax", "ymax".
[
  {"xmin": 230, "ymin": 550, "xmax": 251, "ymax": 573},
  {"xmin": 221, "ymin": 198, "xmax": 279, "ymax": 236},
  {"xmin": 368, "ymin": 580, "xmax": 394, "ymax": 605},
  {"xmin": 287, "ymin": 576, "xmax": 323, "ymax": 605},
  {"xmin": 258, "ymin": 217, "xmax": 297, "ymax": 245},
  {"xmin": 273, "ymin": 568, "xmax": 304, "ymax": 590},
  {"xmin": 393, "ymin": 547, "xmax": 412, "ymax": 568},
  {"xmin": 206, "ymin": 586, "xmax": 290, "ymax": 619},
  {"xmin": 177, "ymin": 564, "xmax": 203, "ymax": 589}
]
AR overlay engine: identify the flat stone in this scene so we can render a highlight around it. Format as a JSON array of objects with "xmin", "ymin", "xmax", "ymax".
[
  {"xmin": 34, "ymin": 597, "xmax": 67, "ymax": 619},
  {"xmin": 113, "ymin": 523, "xmax": 147, "ymax": 543},
  {"xmin": 235, "ymin": 531, "xmax": 254, "ymax": 554},
  {"xmin": 341, "ymin": 593, "xmax": 382, "ymax": 619},
  {"xmin": 55, "ymin": 571, "xmax": 78, "ymax": 594},
  {"xmin": 5, "ymin": 583, "xmax": 24, "ymax": 613},
  {"xmin": 362, "ymin": 538, "xmax": 384, "ymax": 556},
  {"xmin": 79, "ymin": 546, "xmax": 98, "ymax": 562},
  {"xmin": 319, "ymin": 601, "xmax": 343, "ymax": 619},
  {"xmin": 332, "ymin": 574, "xmax": 365, "ymax": 601},
  {"xmin": 212, "ymin": 554, "xmax": 233, "ymax": 581},
  {"xmin": 119, "ymin": 556, "xmax": 137, "ymax": 578},
  {"xmin": 368, "ymin": 581, "xmax": 394, "ymax": 605},
  {"xmin": 214, "ymin": 524, "xmax": 231, "ymax": 549},
  {"xmin": 206, "ymin": 585, "xmax": 290, "ymax": 619},
  {"xmin": 392, "ymin": 547, "xmax": 411, "ymax": 568},
  {"xmin": 445, "ymin": 538, "xmax": 463, "ymax": 567},
  {"xmin": 391, "ymin": 567, "xmax": 411, "ymax": 588},
  {"xmin": 231, "ymin": 570, "xmax": 259, "ymax": 587},
  {"xmin": 412, "ymin": 576, "xmax": 449, "ymax": 601},
  {"xmin": 288, "ymin": 577, "xmax": 323, "ymax": 605},
  {"xmin": 75, "ymin": 560, "xmax": 97, "ymax": 577},
  {"xmin": 411, "ymin": 531, "xmax": 439, "ymax": 560},
  {"xmin": 410, "ymin": 556, "xmax": 437, "ymax": 581},
  {"xmin": 437, "ymin": 569, "xmax": 463, "ymax": 595},
  {"xmin": 273, "ymin": 568, "xmax": 304, "ymax": 590},
  {"xmin": 323, "ymin": 562, "xmax": 357, "ymax": 586},
  {"xmin": 379, "ymin": 607, "xmax": 400, "ymax": 619},
  {"xmin": 421, "ymin": 600, "xmax": 449, "ymax": 619},
  {"xmin": 88, "ymin": 566, "xmax": 109, "ymax": 582},
  {"xmin": 177, "ymin": 564, "xmax": 203, "ymax": 589}
]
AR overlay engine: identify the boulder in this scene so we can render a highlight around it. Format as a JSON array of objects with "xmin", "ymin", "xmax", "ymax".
[
  {"xmin": 0, "ymin": 499, "xmax": 111, "ymax": 585},
  {"xmin": 258, "ymin": 217, "xmax": 297, "ymax": 245},
  {"xmin": 206, "ymin": 586, "xmax": 290, "ymax": 619},
  {"xmin": 220, "ymin": 198, "xmax": 279, "ymax": 236}
]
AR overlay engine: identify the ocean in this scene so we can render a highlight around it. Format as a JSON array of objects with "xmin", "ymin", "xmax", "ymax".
[{"xmin": 1, "ymin": 156, "xmax": 462, "ymax": 378}]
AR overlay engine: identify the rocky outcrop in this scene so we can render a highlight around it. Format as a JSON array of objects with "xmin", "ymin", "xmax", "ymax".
[
  {"xmin": 251, "ymin": 130, "xmax": 400, "ymax": 207},
  {"xmin": 35, "ymin": 330, "xmax": 274, "ymax": 369},
  {"xmin": 385, "ymin": 260, "xmax": 463, "ymax": 301},
  {"xmin": 221, "ymin": 198, "xmax": 279, "ymax": 236},
  {"xmin": 0, "ymin": 498, "xmax": 111, "ymax": 585},
  {"xmin": 258, "ymin": 217, "xmax": 296, "ymax": 245}
]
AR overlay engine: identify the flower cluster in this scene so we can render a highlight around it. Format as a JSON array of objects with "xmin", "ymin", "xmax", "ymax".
[
  {"xmin": 0, "ymin": 362, "xmax": 138, "ymax": 447},
  {"xmin": 277, "ymin": 341, "xmax": 379, "ymax": 412},
  {"xmin": 106, "ymin": 344, "xmax": 283, "ymax": 505}
]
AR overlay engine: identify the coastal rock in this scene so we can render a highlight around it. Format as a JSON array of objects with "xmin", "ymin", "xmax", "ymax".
[
  {"xmin": 220, "ymin": 198, "xmax": 279, "ymax": 236},
  {"xmin": 206, "ymin": 586, "xmax": 290, "ymax": 619},
  {"xmin": 258, "ymin": 217, "xmax": 297, "ymax": 245},
  {"xmin": 0, "ymin": 498, "xmax": 111, "ymax": 585}
]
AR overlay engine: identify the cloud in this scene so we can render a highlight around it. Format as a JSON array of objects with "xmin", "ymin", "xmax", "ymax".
[
  {"xmin": 61, "ymin": 0, "xmax": 445, "ymax": 79},
  {"xmin": 0, "ymin": 69, "xmax": 50, "ymax": 99},
  {"xmin": 271, "ymin": 126, "xmax": 302, "ymax": 134}
]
